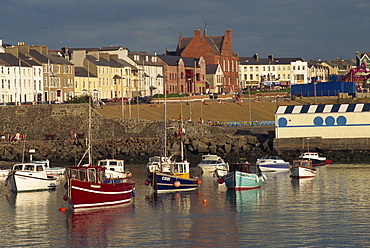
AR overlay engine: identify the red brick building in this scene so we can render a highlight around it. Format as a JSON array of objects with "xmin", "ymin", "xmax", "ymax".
[
  {"xmin": 170, "ymin": 29, "xmax": 239, "ymax": 93},
  {"xmin": 158, "ymin": 55, "xmax": 206, "ymax": 94}
]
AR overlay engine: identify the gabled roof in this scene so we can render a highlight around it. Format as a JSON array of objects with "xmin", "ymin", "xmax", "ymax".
[
  {"xmin": 75, "ymin": 66, "xmax": 97, "ymax": 77},
  {"xmin": 0, "ymin": 53, "xmax": 31, "ymax": 67},
  {"xmin": 28, "ymin": 50, "xmax": 73, "ymax": 65},
  {"xmin": 128, "ymin": 51, "xmax": 162, "ymax": 66},
  {"xmin": 158, "ymin": 55, "xmax": 199, "ymax": 67},
  {"xmin": 176, "ymin": 35, "xmax": 224, "ymax": 56},
  {"xmin": 206, "ymin": 64, "xmax": 219, "ymax": 74}
]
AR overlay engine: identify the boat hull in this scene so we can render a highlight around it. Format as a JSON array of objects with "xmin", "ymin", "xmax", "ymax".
[
  {"xmin": 223, "ymin": 171, "xmax": 263, "ymax": 191},
  {"xmin": 8, "ymin": 171, "xmax": 57, "ymax": 192},
  {"xmin": 290, "ymin": 166, "xmax": 316, "ymax": 178},
  {"xmin": 151, "ymin": 172, "xmax": 200, "ymax": 193},
  {"xmin": 198, "ymin": 164, "xmax": 228, "ymax": 173},
  {"xmin": 259, "ymin": 163, "xmax": 290, "ymax": 172},
  {"xmin": 69, "ymin": 179, "xmax": 135, "ymax": 209},
  {"xmin": 311, "ymin": 159, "xmax": 332, "ymax": 166}
]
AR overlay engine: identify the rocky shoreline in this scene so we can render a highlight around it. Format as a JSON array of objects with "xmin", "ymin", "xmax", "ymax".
[{"xmin": 1, "ymin": 126, "xmax": 369, "ymax": 169}]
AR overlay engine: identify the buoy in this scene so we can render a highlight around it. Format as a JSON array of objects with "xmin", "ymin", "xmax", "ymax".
[
  {"xmin": 173, "ymin": 181, "xmax": 181, "ymax": 187},
  {"xmin": 127, "ymin": 172, "xmax": 133, "ymax": 178},
  {"xmin": 217, "ymin": 178, "xmax": 225, "ymax": 184},
  {"xmin": 144, "ymin": 180, "xmax": 151, "ymax": 185},
  {"xmin": 196, "ymin": 179, "xmax": 202, "ymax": 185},
  {"xmin": 63, "ymin": 195, "xmax": 68, "ymax": 201},
  {"xmin": 59, "ymin": 207, "xmax": 67, "ymax": 212},
  {"xmin": 203, "ymin": 199, "xmax": 207, "ymax": 204}
]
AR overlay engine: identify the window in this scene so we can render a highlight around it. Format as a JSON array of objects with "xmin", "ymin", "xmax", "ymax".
[
  {"xmin": 250, "ymin": 74, "xmax": 253, "ymax": 80},
  {"xmin": 250, "ymin": 66, "xmax": 253, "ymax": 71},
  {"xmin": 78, "ymin": 169, "xmax": 87, "ymax": 181},
  {"xmin": 88, "ymin": 168, "xmax": 96, "ymax": 183}
]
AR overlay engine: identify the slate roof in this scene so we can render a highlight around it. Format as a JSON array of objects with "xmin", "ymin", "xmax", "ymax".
[
  {"xmin": 239, "ymin": 56, "xmax": 305, "ymax": 65},
  {"xmin": 0, "ymin": 53, "xmax": 31, "ymax": 67},
  {"xmin": 75, "ymin": 67, "xmax": 97, "ymax": 77},
  {"xmin": 206, "ymin": 64, "xmax": 219, "ymax": 74},
  {"xmin": 158, "ymin": 55, "xmax": 199, "ymax": 67},
  {"xmin": 176, "ymin": 35, "xmax": 224, "ymax": 56},
  {"xmin": 28, "ymin": 50, "xmax": 73, "ymax": 65}
]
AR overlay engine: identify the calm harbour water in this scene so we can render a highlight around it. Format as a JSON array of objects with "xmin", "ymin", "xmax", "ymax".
[{"xmin": 1, "ymin": 163, "xmax": 370, "ymax": 247}]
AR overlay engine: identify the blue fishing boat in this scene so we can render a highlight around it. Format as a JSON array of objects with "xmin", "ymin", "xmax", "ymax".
[
  {"xmin": 218, "ymin": 162, "xmax": 266, "ymax": 190},
  {"xmin": 147, "ymin": 161, "xmax": 201, "ymax": 193}
]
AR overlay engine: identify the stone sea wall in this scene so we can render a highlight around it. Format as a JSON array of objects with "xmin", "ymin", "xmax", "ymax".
[{"xmin": 0, "ymin": 104, "xmax": 369, "ymax": 168}]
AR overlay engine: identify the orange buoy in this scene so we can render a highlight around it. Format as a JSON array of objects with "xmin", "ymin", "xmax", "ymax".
[
  {"xmin": 144, "ymin": 180, "xmax": 151, "ymax": 185},
  {"xmin": 173, "ymin": 181, "xmax": 181, "ymax": 187},
  {"xmin": 196, "ymin": 179, "xmax": 202, "ymax": 185},
  {"xmin": 127, "ymin": 172, "xmax": 133, "ymax": 178},
  {"xmin": 203, "ymin": 199, "xmax": 207, "ymax": 204},
  {"xmin": 59, "ymin": 207, "xmax": 67, "ymax": 212}
]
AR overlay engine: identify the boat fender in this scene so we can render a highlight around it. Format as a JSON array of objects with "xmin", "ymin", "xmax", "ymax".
[
  {"xmin": 173, "ymin": 181, "xmax": 181, "ymax": 187},
  {"xmin": 126, "ymin": 172, "xmax": 132, "ymax": 178},
  {"xmin": 217, "ymin": 178, "xmax": 225, "ymax": 184},
  {"xmin": 63, "ymin": 195, "xmax": 69, "ymax": 201},
  {"xmin": 144, "ymin": 180, "xmax": 151, "ymax": 186},
  {"xmin": 196, "ymin": 179, "xmax": 202, "ymax": 185}
]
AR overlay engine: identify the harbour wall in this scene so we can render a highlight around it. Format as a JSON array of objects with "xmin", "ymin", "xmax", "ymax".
[{"xmin": 0, "ymin": 104, "xmax": 369, "ymax": 167}]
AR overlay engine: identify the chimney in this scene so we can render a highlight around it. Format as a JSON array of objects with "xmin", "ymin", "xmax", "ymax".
[
  {"xmin": 194, "ymin": 29, "xmax": 201, "ymax": 36},
  {"xmin": 268, "ymin": 54, "xmax": 274, "ymax": 61},
  {"xmin": 253, "ymin": 53, "xmax": 259, "ymax": 61}
]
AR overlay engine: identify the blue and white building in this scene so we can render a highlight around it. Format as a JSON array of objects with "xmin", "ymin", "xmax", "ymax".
[{"xmin": 275, "ymin": 103, "xmax": 370, "ymax": 139}]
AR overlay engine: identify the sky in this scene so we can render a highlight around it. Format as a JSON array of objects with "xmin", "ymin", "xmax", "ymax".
[{"xmin": 1, "ymin": 0, "xmax": 369, "ymax": 61}]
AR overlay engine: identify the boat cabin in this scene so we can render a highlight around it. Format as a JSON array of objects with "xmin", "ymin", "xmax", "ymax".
[
  {"xmin": 229, "ymin": 163, "xmax": 261, "ymax": 174},
  {"xmin": 170, "ymin": 161, "xmax": 190, "ymax": 178},
  {"xmin": 68, "ymin": 166, "xmax": 121, "ymax": 184},
  {"xmin": 98, "ymin": 159, "xmax": 125, "ymax": 173},
  {"xmin": 292, "ymin": 160, "xmax": 313, "ymax": 169},
  {"xmin": 199, "ymin": 155, "xmax": 225, "ymax": 165},
  {"xmin": 12, "ymin": 163, "xmax": 46, "ymax": 172}
]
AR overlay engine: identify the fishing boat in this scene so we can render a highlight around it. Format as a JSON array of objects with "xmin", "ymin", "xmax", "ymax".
[
  {"xmin": 64, "ymin": 99, "xmax": 135, "ymax": 209},
  {"xmin": 197, "ymin": 154, "xmax": 229, "ymax": 174},
  {"xmin": 145, "ymin": 94, "xmax": 201, "ymax": 193},
  {"xmin": 65, "ymin": 165, "xmax": 135, "ymax": 209},
  {"xmin": 256, "ymin": 156, "xmax": 290, "ymax": 172},
  {"xmin": 33, "ymin": 160, "xmax": 66, "ymax": 176},
  {"xmin": 299, "ymin": 152, "xmax": 332, "ymax": 166},
  {"xmin": 146, "ymin": 155, "xmax": 173, "ymax": 173},
  {"xmin": 217, "ymin": 162, "xmax": 266, "ymax": 190},
  {"xmin": 290, "ymin": 159, "xmax": 316, "ymax": 178},
  {"xmin": 97, "ymin": 159, "xmax": 132, "ymax": 179},
  {"xmin": 5, "ymin": 162, "xmax": 57, "ymax": 192}
]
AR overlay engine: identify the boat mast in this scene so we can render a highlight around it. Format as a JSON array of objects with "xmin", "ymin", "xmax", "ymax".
[{"xmin": 88, "ymin": 62, "xmax": 92, "ymax": 165}]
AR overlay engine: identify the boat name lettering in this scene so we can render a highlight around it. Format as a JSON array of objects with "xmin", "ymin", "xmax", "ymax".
[{"xmin": 161, "ymin": 176, "xmax": 171, "ymax": 181}]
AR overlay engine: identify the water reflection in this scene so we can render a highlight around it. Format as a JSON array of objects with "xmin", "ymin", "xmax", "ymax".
[
  {"xmin": 67, "ymin": 204, "xmax": 134, "ymax": 247},
  {"xmin": 226, "ymin": 188, "xmax": 262, "ymax": 211}
]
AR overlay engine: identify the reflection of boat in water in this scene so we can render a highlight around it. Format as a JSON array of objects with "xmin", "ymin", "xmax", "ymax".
[
  {"xmin": 68, "ymin": 204, "xmax": 134, "ymax": 247},
  {"xmin": 291, "ymin": 177, "xmax": 315, "ymax": 193},
  {"xmin": 226, "ymin": 188, "xmax": 261, "ymax": 211}
]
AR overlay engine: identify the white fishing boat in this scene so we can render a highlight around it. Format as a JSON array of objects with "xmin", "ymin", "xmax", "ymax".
[
  {"xmin": 256, "ymin": 156, "xmax": 290, "ymax": 172},
  {"xmin": 197, "ymin": 154, "xmax": 229, "ymax": 174},
  {"xmin": 34, "ymin": 160, "xmax": 66, "ymax": 176},
  {"xmin": 290, "ymin": 159, "xmax": 316, "ymax": 178},
  {"xmin": 5, "ymin": 163, "xmax": 57, "ymax": 192},
  {"xmin": 146, "ymin": 155, "xmax": 173, "ymax": 173},
  {"xmin": 299, "ymin": 152, "xmax": 332, "ymax": 166},
  {"xmin": 97, "ymin": 159, "xmax": 132, "ymax": 179}
]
